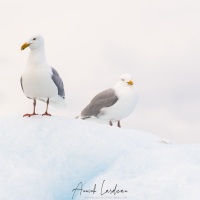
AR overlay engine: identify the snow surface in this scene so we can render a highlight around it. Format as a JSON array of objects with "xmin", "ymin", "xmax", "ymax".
[{"xmin": 0, "ymin": 115, "xmax": 200, "ymax": 200}]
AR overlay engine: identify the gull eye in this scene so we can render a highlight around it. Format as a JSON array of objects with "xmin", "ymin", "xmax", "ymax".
[
  {"xmin": 122, "ymin": 79, "xmax": 124, "ymax": 81},
  {"xmin": 33, "ymin": 38, "xmax": 36, "ymax": 40}
]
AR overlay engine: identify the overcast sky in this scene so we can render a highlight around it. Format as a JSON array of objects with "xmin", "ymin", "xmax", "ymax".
[{"xmin": 0, "ymin": 0, "xmax": 199, "ymax": 143}]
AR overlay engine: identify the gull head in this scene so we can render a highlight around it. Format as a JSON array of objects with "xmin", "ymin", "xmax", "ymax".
[
  {"xmin": 21, "ymin": 35, "xmax": 44, "ymax": 51},
  {"xmin": 118, "ymin": 74, "xmax": 134, "ymax": 86}
]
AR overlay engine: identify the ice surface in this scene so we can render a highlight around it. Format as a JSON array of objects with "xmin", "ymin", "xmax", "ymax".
[{"xmin": 0, "ymin": 115, "xmax": 200, "ymax": 200}]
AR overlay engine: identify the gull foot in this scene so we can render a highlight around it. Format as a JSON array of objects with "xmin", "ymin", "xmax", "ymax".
[
  {"xmin": 42, "ymin": 112, "xmax": 51, "ymax": 116},
  {"xmin": 23, "ymin": 113, "xmax": 38, "ymax": 117},
  {"xmin": 117, "ymin": 121, "xmax": 121, "ymax": 128}
]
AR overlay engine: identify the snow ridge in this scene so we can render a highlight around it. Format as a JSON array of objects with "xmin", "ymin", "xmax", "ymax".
[{"xmin": 0, "ymin": 115, "xmax": 200, "ymax": 200}]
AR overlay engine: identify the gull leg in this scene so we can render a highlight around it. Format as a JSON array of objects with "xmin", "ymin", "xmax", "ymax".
[
  {"xmin": 117, "ymin": 121, "xmax": 121, "ymax": 128},
  {"xmin": 42, "ymin": 98, "xmax": 51, "ymax": 116},
  {"xmin": 23, "ymin": 99, "xmax": 38, "ymax": 117},
  {"xmin": 109, "ymin": 121, "xmax": 113, "ymax": 126}
]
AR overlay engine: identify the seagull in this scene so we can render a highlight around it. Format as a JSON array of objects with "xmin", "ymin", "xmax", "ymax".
[
  {"xmin": 78, "ymin": 74, "xmax": 139, "ymax": 127},
  {"xmin": 20, "ymin": 35, "xmax": 65, "ymax": 117}
]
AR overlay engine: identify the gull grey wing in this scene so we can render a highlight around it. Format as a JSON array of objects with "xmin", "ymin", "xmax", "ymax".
[
  {"xmin": 20, "ymin": 76, "xmax": 24, "ymax": 92},
  {"xmin": 81, "ymin": 88, "xmax": 118, "ymax": 118},
  {"xmin": 51, "ymin": 67, "xmax": 65, "ymax": 98},
  {"xmin": 20, "ymin": 76, "xmax": 31, "ymax": 99}
]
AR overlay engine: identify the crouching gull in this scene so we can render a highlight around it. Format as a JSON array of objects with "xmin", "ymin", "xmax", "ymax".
[
  {"xmin": 78, "ymin": 74, "xmax": 139, "ymax": 127},
  {"xmin": 20, "ymin": 35, "xmax": 65, "ymax": 117}
]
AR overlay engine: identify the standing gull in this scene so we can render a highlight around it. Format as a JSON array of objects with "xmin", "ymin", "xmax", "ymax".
[
  {"xmin": 78, "ymin": 74, "xmax": 139, "ymax": 127},
  {"xmin": 20, "ymin": 35, "xmax": 65, "ymax": 117}
]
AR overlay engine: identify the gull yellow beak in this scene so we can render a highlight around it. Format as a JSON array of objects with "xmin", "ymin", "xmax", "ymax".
[
  {"xmin": 21, "ymin": 43, "xmax": 30, "ymax": 50},
  {"xmin": 127, "ymin": 80, "xmax": 133, "ymax": 85}
]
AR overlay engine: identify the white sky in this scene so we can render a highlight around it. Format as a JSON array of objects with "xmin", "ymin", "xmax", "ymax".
[{"xmin": 0, "ymin": 0, "xmax": 199, "ymax": 143}]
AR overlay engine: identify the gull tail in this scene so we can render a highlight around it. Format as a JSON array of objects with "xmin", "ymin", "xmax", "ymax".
[
  {"xmin": 49, "ymin": 97, "xmax": 66, "ymax": 108},
  {"xmin": 75, "ymin": 115, "xmax": 91, "ymax": 120}
]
